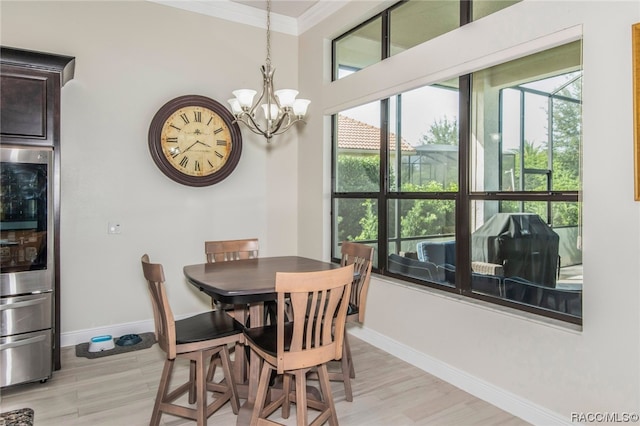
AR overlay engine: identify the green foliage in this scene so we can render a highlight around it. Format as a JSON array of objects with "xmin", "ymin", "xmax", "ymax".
[
  {"xmin": 399, "ymin": 182, "xmax": 456, "ymax": 237},
  {"xmin": 336, "ymin": 155, "xmax": 379, "ymax": 192},
  {"xmin": 420, "ymin": 116, "xmax": 458, "ymax": 146}
]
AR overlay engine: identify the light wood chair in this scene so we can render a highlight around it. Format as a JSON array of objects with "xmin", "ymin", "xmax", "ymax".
[
  {"xmin": 141, "ymin": 254, "xmax": 244, "ymax": 426},
  {"xmin": 333, "ymin": 241, "xmax": 374, "ymax": 402},
  {"xmin": 205, "ymin": 238, "xmax": 259, "ymax": 263},
  {"xmin": 243, "ymin": 264, "xmax": 354, "ymax": 426}
]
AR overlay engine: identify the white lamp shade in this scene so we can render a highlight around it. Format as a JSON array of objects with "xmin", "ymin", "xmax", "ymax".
[
  {"xmin": 233, "ymin": 89, "xmax": 257, "ymax": 108},
  {"xmin": 275, "ymin": 89, "xmax": 298, "ymax": 107},
  {"xmin": 228, "ymin": 98, "xmax": 242, "ymax": 115},
  {"xmin": 293, "ymin": 99, "xmax": 310, "ymax": 117},
  {"xmin": 261, "ymin": 103, "xmax": 279, "ymax": 119}
]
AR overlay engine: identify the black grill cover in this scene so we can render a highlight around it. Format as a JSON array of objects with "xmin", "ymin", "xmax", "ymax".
[{"xmin": 471, "ymin": 213, "xmax": 559, "ymax": 287}]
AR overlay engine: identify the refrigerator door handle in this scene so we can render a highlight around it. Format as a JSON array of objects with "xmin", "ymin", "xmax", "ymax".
[
  {"xmin": 0, "ymin": 296, "xmax": 49, "ymax": 311},
  {"xmin": 0, "ymin": 334, "xmax": 46, "ymax": 350}
]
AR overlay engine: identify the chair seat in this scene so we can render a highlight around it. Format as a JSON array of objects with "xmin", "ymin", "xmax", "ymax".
[
  {"xmin": 175, "ymin": 310, "xmax": 244, "ymax": 345},
  {"xmin": 244, "ymin": 322, "xmax": 294, "ymax": 357}
]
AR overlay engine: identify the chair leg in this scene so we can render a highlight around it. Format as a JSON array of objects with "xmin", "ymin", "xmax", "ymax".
[
  {"xmin": 294, "ymin": 370, "xmax": 308, "ymax": 426},
  {"xmin": 344, "ymin": 333, "xmax": 355, "ymax": 379},
  {"xmin": 219, "ymin": 344, "xmax": 240, "ymax": 415},
  {"xmin": 207, "ymin": 355, "xmax": 219, "ymax": 382},
  {"xmin": 317, "ymin": 363, "xmax": 339, "ymax": 426},
  {"xmin": 340, "ymin": 340, "xmax": 353, "ymax": 402},
  {"xmin": 195, "ymin": 351, "xmax": 208, "ymax": 426},
  {"xmin": 251, "ymin": 361, "xmax": 274, "ymax": 425},
  {"xmin": 189, "ymin": 359, "xmax": 197, "ymax": 404},
  {"xmin": 282, "ymin": 373, "xmax": 292, "ymax": 419},
  {"xmin": 151, "ymin": 359, "xmax": 174, "ymax": 426}
]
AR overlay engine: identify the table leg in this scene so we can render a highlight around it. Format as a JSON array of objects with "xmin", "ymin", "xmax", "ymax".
[
  {"xmin": 232, "ymin": 303, "xmax": 248, "ymax": 390},
  {"xmin": 236, "ymin": 302, "xmax": 264, "ymax": 426}
]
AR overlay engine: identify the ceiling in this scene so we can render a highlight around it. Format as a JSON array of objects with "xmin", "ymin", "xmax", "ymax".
[
  {"xmin": 150, "ymin": 0, "xmax": 350, "ymax": 35},
  {"xmin": 230, "ymin": 1, "xmax": 320, "ymax": 18}
]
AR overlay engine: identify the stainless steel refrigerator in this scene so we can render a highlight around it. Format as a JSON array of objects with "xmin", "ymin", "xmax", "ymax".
[{"xmin": 0, "ymin": 145, "xmax": 54, "ymax": 387}]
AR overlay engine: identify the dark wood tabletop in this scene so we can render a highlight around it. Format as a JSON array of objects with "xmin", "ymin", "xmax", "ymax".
[{"xmin": 183, "ymin": 256, "xmax": 341, "ymax": 305}]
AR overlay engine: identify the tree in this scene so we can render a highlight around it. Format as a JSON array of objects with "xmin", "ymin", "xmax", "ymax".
[{"xmin": 420, "ymin": 116, "xmax": 458, "ymax": 146}]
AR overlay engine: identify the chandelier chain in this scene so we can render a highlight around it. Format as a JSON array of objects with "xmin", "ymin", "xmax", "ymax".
[{"xmin": 266, "ymin": 0, "xmax": 271, "ymax": 67}]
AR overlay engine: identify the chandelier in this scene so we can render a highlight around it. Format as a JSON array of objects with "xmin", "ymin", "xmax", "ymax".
[{"xmin": 227, "ymin": 0, "xmax": 310, "ymax": 142}]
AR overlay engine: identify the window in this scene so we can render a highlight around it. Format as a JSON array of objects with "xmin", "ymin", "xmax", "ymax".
[
  {"xmin": 331, "ymin": 8, "xmax": 582, "ymax": 324},
  {"xmin": 333, "ymin": 0, "xmax": 521, "ymax": 80}
]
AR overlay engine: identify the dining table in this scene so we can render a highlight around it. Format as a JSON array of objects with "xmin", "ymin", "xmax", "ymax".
[{"xmin": 183, "ymin": 255, "xmax": 344, "ymax": 425}]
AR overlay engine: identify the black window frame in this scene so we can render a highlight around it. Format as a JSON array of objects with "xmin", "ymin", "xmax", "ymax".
[{"xmin": 330, "ymin": 0, "xmax": 582, "ymax": 325}]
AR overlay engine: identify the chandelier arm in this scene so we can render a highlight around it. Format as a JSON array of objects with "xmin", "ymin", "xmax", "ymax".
[
  {"xmin": 237, "ymin": 114, "xmax": 268, "ymax": 136},
  {"xmin": 272, "ymin": 115, "xmax": 306, "ymax": 136}
]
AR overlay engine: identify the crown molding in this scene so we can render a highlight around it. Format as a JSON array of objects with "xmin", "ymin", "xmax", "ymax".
[
  {"xmin": 297, "ymin": 1, "xmax": 351, "ymax": 35},
  {"xmin": 147, "ymin": 0, "xmax": 350, "ymax": 36}
]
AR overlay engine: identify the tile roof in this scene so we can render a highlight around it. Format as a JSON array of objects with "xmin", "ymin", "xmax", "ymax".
[{"xmin": 337, "ymin": 115, "xmax": 415, "ymax": 153}]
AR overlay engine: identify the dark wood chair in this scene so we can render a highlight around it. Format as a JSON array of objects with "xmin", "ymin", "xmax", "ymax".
[
  {"xmin": 141, "ymin": 254, "xmax": 244, "ymax": 426},
  {"xmin": 243, "ymin": 264, "xmax": 354, "ymax": 426}
]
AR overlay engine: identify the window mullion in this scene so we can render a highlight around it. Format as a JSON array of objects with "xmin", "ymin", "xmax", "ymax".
[
  {"xmin": 457, "ymin": 74, "xmax": 472, "ymax": 293},
  {"xmin": 379, "ymin": 98, "xmax": 390, "ymax": 268}
]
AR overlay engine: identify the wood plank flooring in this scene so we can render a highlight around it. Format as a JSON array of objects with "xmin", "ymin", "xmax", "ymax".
[{"xmin": 0, "ymin": 335, "xmax": 529, "ymax": 425}]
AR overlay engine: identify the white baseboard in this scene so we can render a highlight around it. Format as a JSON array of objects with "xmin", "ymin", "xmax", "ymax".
[
  {"xmin": 60, "ymin": 319, "xmax": 156, "ymax": 347},
  {"xmin": 347, "ymin": 325, "xmax": 571, "ymax": 426}
]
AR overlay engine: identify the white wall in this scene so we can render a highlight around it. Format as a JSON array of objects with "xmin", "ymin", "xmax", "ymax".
[
  {"xmin": 0, "ymin": 1, "xmax": 300, "ymax": 332},
  {"xmin": 3, "ymin": 0, "xmax": 640, "ymax": 422},
  {"xmin": 298, "ymin": 0, "xmax": 640, "ymax": 422}
]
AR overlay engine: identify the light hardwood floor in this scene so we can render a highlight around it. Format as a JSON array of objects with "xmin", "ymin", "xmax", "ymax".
[{"xmin": 0, "ymin": 334, "xmax": 529, "ymax": 425}]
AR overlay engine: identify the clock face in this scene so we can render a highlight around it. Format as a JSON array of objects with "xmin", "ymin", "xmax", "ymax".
[
  {"xmin": 160, "ymin": 106, "xmax": 232, "ymax": 177},
  {"xmin": 148, "ymin": 95, "xmax": 242, "ymax": 187}
]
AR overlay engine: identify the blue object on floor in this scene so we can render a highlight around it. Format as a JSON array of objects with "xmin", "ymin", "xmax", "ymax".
[{"xmin": 116, "ymin": 334, "xmax": 142, "ymax": 346}]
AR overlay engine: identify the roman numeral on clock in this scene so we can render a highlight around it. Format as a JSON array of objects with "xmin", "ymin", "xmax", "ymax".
[
  {"xmin": 179, "ymin": 156, "xmax": 189, "ymax": 167},
  {"xmin": 217, "ymin": 140, "xmax": 227, "ymax": 146},
  {"xmin": 194, "ymin": 160, "xmax": 201, "ymax": 172},
  {"xmin": 214, "ymin": 127, "xmax": 224, "ymax": 134},
  {"xmin": 166, "ymin": 137, "xmax": 178, "ymax": 143},
  {"xmin": 215, "ymin": 151, "xmax": 224, "ymax": 159},
  {"xmin": 180, "ymin": 113, "xmax": 189, "ymax": 124},
  {"xmin": 194, "ymin": 111, "xmax": 202, "ymax": 122}
]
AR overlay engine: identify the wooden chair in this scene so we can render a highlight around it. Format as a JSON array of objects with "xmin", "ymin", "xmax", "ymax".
[
  {"xmin": 333, "ymin": 241, "xmax": 374, "ymax": 402},
  {"xmin": 141, "ymin": 254, "xmax": 244, "ymax": 426},
  {"xmin": 243, "ymin": 264, "xmax": 354, "ymax": 426},
  {"xmin": 204, "ymin": 238, "xmax": 260, "ymax": 384},
  {"xmin": 205, "ymin": 238, "xmax": 259, "ymax": 263},
  {"xmin": 205, "ymin": 238, "xmax": 259, "ymax": 313}
]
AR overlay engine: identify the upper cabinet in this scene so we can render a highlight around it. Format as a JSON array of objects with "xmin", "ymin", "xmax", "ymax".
[{"xmin": 0, "ymin": 47, "xmax": 75, "ymax": 146}]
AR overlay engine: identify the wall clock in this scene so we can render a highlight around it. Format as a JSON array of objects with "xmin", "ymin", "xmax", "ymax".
[{"xmin": 148, "ymin": 95, "xmax": 242, "ymax": 187}]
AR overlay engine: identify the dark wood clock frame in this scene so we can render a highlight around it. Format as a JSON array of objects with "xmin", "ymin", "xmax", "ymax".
[{"xmin": 148, "ymin": 95, "xmax": 243, "ymax": 187}]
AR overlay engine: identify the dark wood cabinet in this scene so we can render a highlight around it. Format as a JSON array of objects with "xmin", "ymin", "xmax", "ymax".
[{"xmin": 1, "ymin": 46, "xmax": 75, "ymax": 372}]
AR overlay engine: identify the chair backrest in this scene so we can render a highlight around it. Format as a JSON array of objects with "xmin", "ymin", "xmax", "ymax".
[
  {"xmin": 141, "ymin": 254, "xmax": 177, "ymax": 359},
  {"xmin": 274, "ymin": 264, "xmax": 354, "ymax": 374},
  {"xmin": 340, "ymin": 241, "xmax": 374, "ymax": 323},
  {"xmin": 205, "ymin": 239, "xmax": 259, "ymax": 263}
]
